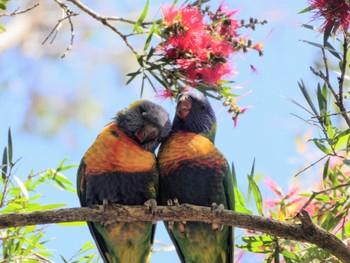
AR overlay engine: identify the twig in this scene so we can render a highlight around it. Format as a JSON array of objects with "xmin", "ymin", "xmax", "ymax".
[
  {"xmin": 43, "ymin": 0, "xmax": 77, "ymax": 58},
  {"xmin": 102, "ymin": 16, "xmax": 157, "ymax": 26},
  {"xmin": 67, "ymin": 0, "xmax": 138, "ymax": 55},
  {"xmin": 294, "ymin": 154, "xmax": 328, "ymax": 177},
  {"xmin": 337, "ymin": 36, "xmax": 350, "ymax": 127},
  {"xmin": 311, "ymin": 110, "xmax": 350, "ymax": 119},
  {"xmin": 310, "ymin": 66, "xmax": 338, "ymax": 99},
  {"xmin": 0, "ymin": 3, "xmax": 39, "ymax": 17},
  {"xmin": 299, "ymin": 182, "xmax": 350, "ymax": 212},
  {"xmin": 0, "ymin": 205, "xmax": 349, "ymax": 262}
]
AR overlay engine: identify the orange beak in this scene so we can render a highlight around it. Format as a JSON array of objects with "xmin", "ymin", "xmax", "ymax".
[{"xmin": 177, "ymin": 95, "xmax": 192, "ymax": 120}]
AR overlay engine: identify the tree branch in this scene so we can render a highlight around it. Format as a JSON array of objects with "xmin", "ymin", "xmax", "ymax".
[
  {"xmin": 0, "ymin": 3, "xmax": 40, "ymax": 17},
  {"xmin": 1, "ymin": 204, "xmax": 349, "ymax": 262},
  {"xmin": 66, "ymin": 0, "xmax": 138, "ymax": 55}
]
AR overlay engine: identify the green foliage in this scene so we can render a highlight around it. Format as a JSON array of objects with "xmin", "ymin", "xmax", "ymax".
[{"xmin": 0, "ymin": 129, "xmax": 98, "ymax": 262}]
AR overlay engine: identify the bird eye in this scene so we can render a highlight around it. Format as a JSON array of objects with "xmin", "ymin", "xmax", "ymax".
[
  {"xmin": 200, "ymin": 105, "xmax": 206, "ymax": 111},
  {"xmin": 111, "ymin": 130, "xmax": 119, "ymax": 137}
]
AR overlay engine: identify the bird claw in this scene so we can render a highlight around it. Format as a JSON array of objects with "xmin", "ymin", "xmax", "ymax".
[
  {"xmin": 211, "ymin": 202, "xmax": 224, "ymax": 232},
  {"xmin": 166, "ymin": 198, "xmax": 187, "ymax": 235},
  {"xmin": 167, "ymin": 198, "xmax": 182, "ymax": 231},
  {"xmin": 102, "ymin": 199, "xmax": 109, "ymax": 212},
  {"xmin": 143, "ymin": 199, "xmax": 157, "ymax": 224}
]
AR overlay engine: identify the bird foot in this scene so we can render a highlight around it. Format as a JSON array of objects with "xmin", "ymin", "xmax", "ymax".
[
  {"xmin": 143, "ymin": 199, "xmax": 157, "ymax": 224},
  {"xmin": 102, "ymin": 199, "xmax": 109, "ymax": 212},
  {"xmin": 167, "ymin": 199, "xmax": 187, "ymax": 235},
  {"xmin": 211, "ymin": 203, "xmax": 224, "ymax": 232}
]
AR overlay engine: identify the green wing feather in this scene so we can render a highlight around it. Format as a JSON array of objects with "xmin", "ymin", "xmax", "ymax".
[{"xmin": 77, "ymin": 160, "xmax": 112, "ymax": 263}]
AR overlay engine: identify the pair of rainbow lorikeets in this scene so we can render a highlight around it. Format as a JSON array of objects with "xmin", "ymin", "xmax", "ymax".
[{"xmin": 77, "ymin": 92, "xmax": 235, "ymax": 263}]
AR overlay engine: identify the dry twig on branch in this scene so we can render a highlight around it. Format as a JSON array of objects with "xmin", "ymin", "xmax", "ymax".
[{"xmin": 0, "ymin": 204, "xmax": 349, "ymax": 262}]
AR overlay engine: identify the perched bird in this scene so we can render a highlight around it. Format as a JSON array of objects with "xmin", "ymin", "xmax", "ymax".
[
  {"xmin": 158, "ymin": 91, "xmax": 234, "ymax": 263},
  {"xmin": 77, "ymin": 100, "xmax": 171, "ymax": 263}
]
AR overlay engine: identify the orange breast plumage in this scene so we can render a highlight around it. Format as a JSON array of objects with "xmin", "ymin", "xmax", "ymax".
[
  {"xmin": 83, "ymin": 123, "xmax": 156, "ymax": 175},
  {"xmin": 158, "ymin": 131, "xmax": 226, "ymax": 176}
]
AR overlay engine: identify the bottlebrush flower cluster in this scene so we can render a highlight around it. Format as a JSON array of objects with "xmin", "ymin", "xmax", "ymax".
[
  {"xmin": 154, "ymin": 3, "xmax": 265, "ymax": 125},
  {"xmin": 159, "ymin": 3, "xmax": 263, "ymax": 88},
  {"xmin": 308, "ymin": 0, "xmax": 350, "ymax": 33}
]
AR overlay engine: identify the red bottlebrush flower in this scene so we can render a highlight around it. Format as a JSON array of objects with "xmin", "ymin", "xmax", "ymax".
[
  {"xmin": 214, "ymin": 3, "xmax": 240, "ymax": 38},
  {"xmin": 200, "ymin": 62, "xmax": 233, "ymax": 85},
  {"xmin": 253, "ymin": 43, "xmax": 263, "ymax": 52},
  {"xmin": 308, "ymin": 0, "xmax": 350, "ymax": 32},
  {"xmin": 161, "ymin": 5, "xmax": 205, "ymax": 33},
  {"xmin": 155, "ymin": 89, "xmax": 175, "ymax": 100},
  {"xmin": 161, "ymin": 5, "xmax": 178, "ymax": 26}
]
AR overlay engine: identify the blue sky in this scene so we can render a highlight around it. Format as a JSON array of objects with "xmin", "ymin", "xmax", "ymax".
[{"xmin": 0, "ymin": 0, "xmax": 323, "ymax": 262}]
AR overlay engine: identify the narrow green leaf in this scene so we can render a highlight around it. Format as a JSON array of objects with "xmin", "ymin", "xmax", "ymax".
[
  {"xmin": 310, "ymin": 139, "xmax": 331, "ymax": 154},
  {"xmin": 322, "ymin": 157, "xmax": 330, "ymax": 188},
  {"xmin": 299, "ymin": 23, "xmax": 322, "ymax": 34},
  {"xmin": 316, "ymin": 83, "xmax": 327, "ymax": 116},
  {"xmin": 58, "ymin": 221, "xmax": 86, "ymax": 227},
  {"xmin": 147, "ymin": 69, "xmax": 168, "ymax": 88},
  {"xmin": 298, "ymin": 80, "xmax": 318, "ymax": 116},
  {"xmin": 247, "ymin": 175, "xmax": 263, "ymax": 216},
  {"xmin": 298, "ymin": 6, "xmax": 314, "ymax": 14},
  {"xmin": 143, "ymin": 22, "xmax": 156, "ymax": 52},
  {"xmin": 2, "ymin": 147, "xmax": 7, "ymax": 180},
  {"xmin": 0, "ymin": 24, "xmax": 6, "ymax": 32},
  {"xmin": 0, "ymin": 3, "xmax": 6, "ymax": 10},
  {"xmin": 126, "ymin": 69, "xmax": 141, "ymax": 85},
  {"xmin": 301, "ymin": 39, "xmax": 342, "ymax": 59},
  {"xmin": 133, "ymin": 0, "xmax": 149, "ymax": 33},
  {"xmin": 334, "ymin": 129, "xmax": 350, "ymax": 151},
  {"xmin": 247, "ymin": 159, "xmax": 255, "ymax": 205},
  {"xmin": 13, "ymin": 176, "xmax": 29, "ymax": 200},
  {"xmin": 325, "ymin": 41, "xmax": 342, "ymax": 60},
  {"xmin": 235, "ymin": 204, "xmax": 253, "ymax": 214},
  {"xmin": 284, "ymin": 96, "xmax": 314, "ymax": 116},
  {"xmin": 140, "ymin": 74, "xmax": 146, "ymax": 98},
  {"xmin": 60, "ymin": 255, "xmax": 69, "ymax": 263},
  {"xmin": 7, "ymin": 128, "xmax": 12, "ymax": 166},
  {"xmin": 323, "ymin": 21, "xmax": 334, "ymax": 46}
]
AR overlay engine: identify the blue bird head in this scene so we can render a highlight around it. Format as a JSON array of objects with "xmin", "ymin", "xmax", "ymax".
[{"xmin": 172, "ymin": 91, "xmax": 216, "ymax": 142}]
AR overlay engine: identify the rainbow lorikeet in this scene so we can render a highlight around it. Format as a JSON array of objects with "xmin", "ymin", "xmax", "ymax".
[
  {"xmin": 77, "ymin": 100, "xmax": 171, "ymax": 263},
  {"xmin": 158, "ymin": 92, "xmax": 234, "ymax": 263}
]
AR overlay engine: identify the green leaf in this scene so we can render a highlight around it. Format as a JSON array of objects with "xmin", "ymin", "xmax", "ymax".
[
  {"xmin": 324, "ymin": 41, "xmax": 342, "ymax": 60},
  {"xmin": 298, "ymin": 80, "xmax": 318, "ymax": 116},
  {"xmin": 147, "ymin": 69, "xmax": 167, "ymax": 87},
  {"xmin": 2, "ymin": 146, "xmax": 7, "ymax": 181},
  {"xmin": 310, "ymin": 138, "xmax": 331, "ymax": 154},
  {"xmin": 298, "ymin": 6, "xmax": 314, "ymax": 14},
  {"xmin": 323, "ymin": 21, "xmax": 335, "ymax": 45},
  {"xmin": 143, "ymin": 22, "xmax": 156, "ymax": 52},
  {"xmin": 235, "ymin": 204, "xmax": 253, "ymax": 214},
  {"xmin": 238, "ymin": 235, "xmax": 274, "ymax": 253},
  {"xmin": 322, "ymin": 157, "xmax": 330, "ymax": 188},
  {"xmin": 334, "ymin": 129, "xmax": 350, "ymax": 151},
  {"xmin": 126, "ymin": 69, "xmax": 141, "ymax": 85},
  {"xmin": 316, "ymin": 83, "xmax": 327, "ymax": 117},
  {"xmin": 60, "ymin": 255, "xmax": 69, "ymax": 263},
  {"xmin": 0, "ymin": 3, "xmax": 6, "ymax": 10},
  {"xmin": 133, "ymin": 0, "xmax": 149, "ymax": 33},
  {"xmin": 13, "ymin": 176, "xmax": 29, "ymax": 200},
  {"xmin": 301, "ymin": 40, "xmax": 342, "ymax": 58},
  {"xmin": 0, "ymin": 24, "xmax": 6, "ymax": 32},
  {"xmin": 140, "ymin": 74, "xmax": 146, "ymax": 98},
  {"xmin": 281, "ymin": 249, "xmax": 300, "ymax": 260},
  {"xmin": 58, "ymin": 221, "xmax": 86, "ymax": 227},
  {"xmin": 247, "ymin": 175, "xmax": 263, "ymax": 216},
  {"xmin": 7, "ymin": 128, "xmax": 12, "ymax": 166},
  {"xmin": 247, "ymin": 159, "xmax": 255, "ymax": 205}
]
